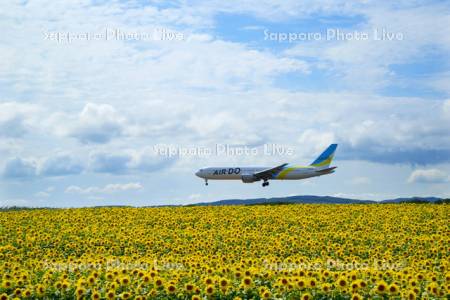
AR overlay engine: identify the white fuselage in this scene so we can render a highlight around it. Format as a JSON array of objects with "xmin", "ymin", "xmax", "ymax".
[
  {"xmin": 195, "ymin": 144, "xmax": 338, "ymax": 186},
  {"xmin": 195, "ymin": 166, "xmax": 329, "ymax": 181}
]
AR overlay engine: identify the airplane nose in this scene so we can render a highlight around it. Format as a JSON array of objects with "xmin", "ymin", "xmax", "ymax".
[{"xmin": 195, "ymin": 170, "xmax": 201, "ymax": 177}]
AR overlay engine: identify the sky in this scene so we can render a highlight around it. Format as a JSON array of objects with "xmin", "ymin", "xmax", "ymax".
[{"xmin": 1, "ymin": 0, "xmax": 449, "ymax": 207}]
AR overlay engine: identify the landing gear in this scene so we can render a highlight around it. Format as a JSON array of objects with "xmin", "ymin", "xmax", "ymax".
[
  {"xmin": 205, "ymin": 179, "xmax": 208, "ymax": 186},
  {"xmin": 262, "ymin": 181, "xmax": 269, "ymax": 187}
]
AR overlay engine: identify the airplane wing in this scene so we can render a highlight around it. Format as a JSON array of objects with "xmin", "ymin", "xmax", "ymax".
[{"xmin": 253, "ymin": 163, "xmax": 288, "ymax": 180}]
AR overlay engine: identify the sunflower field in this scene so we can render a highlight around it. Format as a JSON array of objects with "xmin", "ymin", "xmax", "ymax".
[{"xmin": 0, "ymin": 204, "xmax": 448, "ymax": 300}]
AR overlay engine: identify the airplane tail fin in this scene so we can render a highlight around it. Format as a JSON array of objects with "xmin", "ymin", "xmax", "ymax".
[{"xmin": 309, "ymin": 144, "xmax": 338, "ymax": 168}]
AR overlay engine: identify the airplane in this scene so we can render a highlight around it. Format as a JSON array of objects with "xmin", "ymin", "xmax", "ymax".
[{"xmin": 195, "ymin": 144, "xmax": 337, "ymax": 187}]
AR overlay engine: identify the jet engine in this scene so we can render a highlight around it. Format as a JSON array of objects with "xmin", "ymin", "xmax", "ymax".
[{"xmin": 241, "ymin": 174, "xmax": 258, "ymax": 183}]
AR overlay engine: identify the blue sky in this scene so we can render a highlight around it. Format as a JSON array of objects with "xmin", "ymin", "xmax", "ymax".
[{"xmin": 1, "ymin": 0, "xmax": 450, "ymax": 207}]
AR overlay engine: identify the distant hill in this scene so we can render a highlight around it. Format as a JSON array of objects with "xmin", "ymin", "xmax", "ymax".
[
  {"xmin": 1, "ymin": 197, "xmax": 446, "ymax": 211},
  {"xmin": 380, "ymin": 197, "xmax": 442, "ymax": 203},
  {"xmin": 191, "ymin": 195, "xmax": 444, "ymax": 206}
]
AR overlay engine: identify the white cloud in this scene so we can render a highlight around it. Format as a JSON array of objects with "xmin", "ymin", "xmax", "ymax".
[
  {"xmin": 103, "ymin": 182, "xmax": 143, "ymax": 192},
  {"xmin": 0, "ymin": 1, "xmax": 312, "ymax": 112},
  {"xmin": 57, "ymin": 103, "xmax": 126, "ymax": 144},
  {"xmin": 0, "ymin": 0, "xmax": 449, "ymax": 204},
  {"xmin": 88, "ymin": 149, "xmax": 175, "ymax": 174},
  {"xmin": 0, "ymin": 147, "xmax": 175, "ymax": 180},
  {"xmin": 428, "ymin": 72, "xmax": 450, "ymax": 95},
  {"xmin": 186, "ymin": 111, "xmax": 265, "ymax": 145},
  {"xmin": 39, "ymin": 154, "xmax": 84, "ymax": 176},
  {"xmin": 285, "ymin": 3, "xmax": 450, "ymax": 92},
  {"xmin": 35, "ymin": 186, "xmax": 55, "ymax": 198},
  {"xmin": 65, "ymin": 182, "xmax": 143, "ymax": 194},
  {"xmin": 88, "ymin": 152, "xmax": 131, "ymax": 174},
  {"xmin": 408, "ymin": 169, "xmax": 449, "ymax": 184},
  {"xmin": 189, "ymin": 0, "xmax": 365, "ymax": 21},
  {"xmin": 1, "ymin": 0, "xmax": 447, "ymax": 164},
  {"xmin": 2, "ymin": 157, "xmax": 37, "ymax": 179},
  {"xmin": 0, "ymin": 102, "xmax": 40, "ymax": 138},
  {"xmin": 128, "ymin": 148, "xmax": 176, "ymax": 173},
  {"xmin": 298, "ymin": 129, "xmax": 336, "ymax": 156}
]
